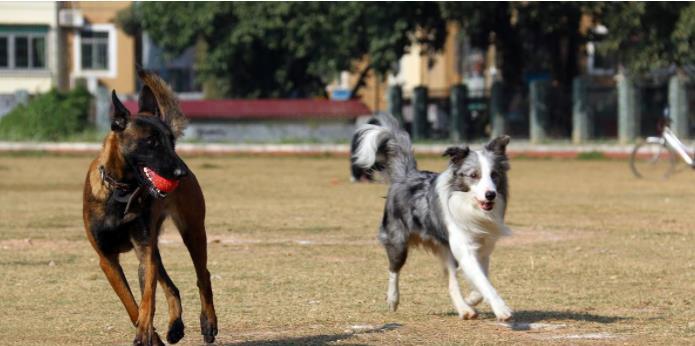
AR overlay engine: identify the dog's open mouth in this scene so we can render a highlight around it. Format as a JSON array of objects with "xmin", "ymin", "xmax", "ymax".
[
  {"xmin": 142, "ymin": 167, "xmax": 179, "ymax": 198},
  {"xmin": 477, "ymin": 200, "xmax": 495, "ymax": 211}
]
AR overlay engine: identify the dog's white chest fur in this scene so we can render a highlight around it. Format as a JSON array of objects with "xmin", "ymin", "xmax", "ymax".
[{"xmin": 448, "ymin": 191, "xmax": 510, "ymax": 237}]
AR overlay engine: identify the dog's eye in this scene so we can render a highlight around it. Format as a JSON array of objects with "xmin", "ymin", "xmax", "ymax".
[
  {"xmin": 147, "ymin": 137, "xmax": 158, "ymax": 147},
  {"xmin": 469, "ymin": 172, "xmax": 479, "ymax": 179},
  {"xmin": 491, "ymin": 172, "xmax": 498, "ymax": 180}
]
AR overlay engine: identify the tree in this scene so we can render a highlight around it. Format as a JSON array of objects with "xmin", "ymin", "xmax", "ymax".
[
  {"xmin": 123, "ymin": 2, "xmax": 446, "ymax": 98},
  {"xmin": 596, "ymin": 2, "xmax": 694, "ymax": 74},
  {"xmin": 441, "ymin": 2, "xmax": 603, "ymax": 90}
]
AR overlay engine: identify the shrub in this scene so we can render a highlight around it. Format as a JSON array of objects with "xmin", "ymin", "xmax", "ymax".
[{"xmin": 0, "ymin": 86, "xmax": 93, "ymax": 141}]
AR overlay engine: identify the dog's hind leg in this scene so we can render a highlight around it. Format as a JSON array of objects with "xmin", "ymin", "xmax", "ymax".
[
  {"xmin": 439, "ymin": 249, "xmax": 478, "ymax": 319},
  {"xmin": 384, "ymin": 241, "xmax": 408, "ymax": 312},
  {"xmin": 131, "ymin": 241, "xmax": 163, "ymax": 346},
  {"xmin": 98, "ymin": 253, "xmax": 140, "ymax": 325},
  {"xmin": 155, "ymin": 251, "xmax": 185, "ymax": 344},
  {"xmin": 171, "ymin": 175, "xmax": 218, "ymax": 344},
  {"xmin": 135, "ymin": 220, "xmax": 185, "ymax": 344}
]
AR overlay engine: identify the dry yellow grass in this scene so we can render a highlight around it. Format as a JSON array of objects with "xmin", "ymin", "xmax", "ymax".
[{"xmin": 0, "ymin": 153, "xmax": 694, "ymax": 345}]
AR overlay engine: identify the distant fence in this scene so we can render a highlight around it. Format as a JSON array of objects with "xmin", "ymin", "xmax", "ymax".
[
  {"xmin": 3, "ymin": 77, "xmax": 689, "ymax": 144},
  {"xmin": 388, "ymin": 74, "xmax": 692, "ymax": 143},
  {"xmin": 687, "ymin": 83, "xmax": 695, "ymax": 137}
]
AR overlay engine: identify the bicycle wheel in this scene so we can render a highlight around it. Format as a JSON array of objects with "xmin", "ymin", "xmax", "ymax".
[{"xmin": 629, "ymin": 139, "xmax": 677, "ymax": 179}]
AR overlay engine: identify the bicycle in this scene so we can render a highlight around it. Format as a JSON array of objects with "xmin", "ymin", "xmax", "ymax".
[{"xmin": 629, "ymin": 108, "xmax": 694, "ymax": 179}]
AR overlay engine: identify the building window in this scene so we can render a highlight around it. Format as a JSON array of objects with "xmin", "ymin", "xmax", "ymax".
[
  {"xmin": 0, "ymin": 37, "xmax": 8, "ymax": 68},
  {"xmin": 15, "ymin": 36, "xmax": 28, "ymax": 68},
  {"xmin": 0, "ymin": 27, "xmax": 48, "ymax": 70},
  {"xmin": 74, "ymin": 24, "xmax": 117, "ymax": 78},
  {"xmin": 80, "ymin": 31, "xmax": 108, "ymax": 70},
  {"xmin": 32, "ymin": 37, "xmax": 46, "ymax": 69}
]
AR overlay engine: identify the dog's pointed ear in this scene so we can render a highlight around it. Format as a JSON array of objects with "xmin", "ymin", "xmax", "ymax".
[
  {"xmin": 443, "ymin": 146, "xmax": 470, "ymax": 165},
  {"xmin": 486, "ymin": 135, "xmax": 511, "ymax": 155},
  {"xmin": 111, "ymin": 90, "xmax": 130, "ymax": 132},
  {"xmin": 138, "ymin": 85, "xmax": 160, "ymax": 117}
]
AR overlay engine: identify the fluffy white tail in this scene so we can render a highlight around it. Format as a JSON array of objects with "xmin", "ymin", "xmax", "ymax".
[{"xmin": 351, "ymin": 113, "xmax": 416, "ymax": 182}]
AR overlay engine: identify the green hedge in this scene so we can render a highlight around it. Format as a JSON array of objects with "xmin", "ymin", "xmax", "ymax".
[{"xmin": 0, "ymin": 87, "xmax": 93, "ymax": 141}]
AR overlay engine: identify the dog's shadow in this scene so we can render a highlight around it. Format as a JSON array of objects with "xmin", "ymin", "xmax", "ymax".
[
  {"xmin": 222, "ymin": 323, "xmax": 401, "ymax": 346},
  {"xmin": 512, "ymin": 310, "xmax": 626, "ymax": 323},
  {"xmin": 493, "ymin": 310, "xmax": 627, "ymax": 331},
  {"xmin": 436, "ymin": 309, "xmax": 627, "ymax": 331}
]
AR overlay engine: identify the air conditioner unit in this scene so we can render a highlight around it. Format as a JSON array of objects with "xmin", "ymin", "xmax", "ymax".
[{"xmin": 59, "ymin": 9, "xmax": 84, "ymax": 28}]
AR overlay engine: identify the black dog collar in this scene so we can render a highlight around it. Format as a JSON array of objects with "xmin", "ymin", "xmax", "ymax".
[{"xmin": 99, "ymin": 165, "xmax": 146, "ymax": 221}]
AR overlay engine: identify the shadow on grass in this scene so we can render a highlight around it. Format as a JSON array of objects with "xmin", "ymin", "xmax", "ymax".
[
  {"xmin": 435, "ymin": 309, "xmax": 627, "ymax": 331},
  {"xmin": 512, "ymin": 310, "xmax": 627, "ymax": 324},
  {"xmin": 223, "ymin": 323, "xmax": 401, "ymax": 346}
]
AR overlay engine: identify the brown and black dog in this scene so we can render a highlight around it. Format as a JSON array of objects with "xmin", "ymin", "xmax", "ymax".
[{"xmin": 82, "ymin": 70, "xmax": 217, "ymax": 345}]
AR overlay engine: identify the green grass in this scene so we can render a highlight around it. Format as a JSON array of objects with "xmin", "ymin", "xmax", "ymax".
[{"xmin": 576, "ymin": 151, "xmax": 608, "ymax": 160}]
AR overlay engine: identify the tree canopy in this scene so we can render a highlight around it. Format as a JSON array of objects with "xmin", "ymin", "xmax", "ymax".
[
  {"xmin": 127, "ymin": 2, "xmax": 446, "ymax": 98},
  {"xmin": 597, "ymin": 2, "xmax": 695, "ymax": 74},
  {"xmin": 119, "ymin": 2, "xmax": 695, "ymax": 98}
]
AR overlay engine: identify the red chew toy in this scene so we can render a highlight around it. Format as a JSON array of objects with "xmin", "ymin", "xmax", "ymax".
[{"xmin": 144, "ymin": 167, "xmax": 179, "ymax": 193}]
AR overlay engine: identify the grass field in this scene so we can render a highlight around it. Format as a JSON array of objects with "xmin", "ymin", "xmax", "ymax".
[{"xmin": 0, "ymin": 153, "xmax": 694, "ymax": 345}]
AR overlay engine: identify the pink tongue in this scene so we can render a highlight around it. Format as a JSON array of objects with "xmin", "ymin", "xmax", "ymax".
[
  {"xmin": 144, "ymin": 167, "xmax": 179, "ymax": 193},
  {"xmin": 480, "ymin": 201, "xmax": 493, "ymax": 210}
]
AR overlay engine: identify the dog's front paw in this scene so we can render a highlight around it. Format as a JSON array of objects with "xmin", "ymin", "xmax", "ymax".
[
  {"xmin": 493, "ymin": 304, "xmax": 513, "ymax": 322},
  {"xmin": 200, "ymin": 312, "xmax": 218, "ymax": 344}
]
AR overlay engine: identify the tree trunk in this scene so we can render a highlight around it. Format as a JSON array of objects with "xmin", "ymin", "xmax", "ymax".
[{"xmin": 349, "ymin": 64, "xmax": 372, "ymax": 99}]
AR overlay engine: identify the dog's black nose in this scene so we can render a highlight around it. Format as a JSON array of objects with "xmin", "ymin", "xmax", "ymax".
[
  {"xmin": 485, "ymin": 191, "xmax": 496, "ymax": 201},
  {"xmin": 173, "ymin": 168, "xmax": 187, "ymax": 178}
]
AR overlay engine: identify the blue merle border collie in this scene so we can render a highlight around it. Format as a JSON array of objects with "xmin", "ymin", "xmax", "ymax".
[{"xmin": 352, "ymin": 113, "xmax": 513, "ymax": 321}]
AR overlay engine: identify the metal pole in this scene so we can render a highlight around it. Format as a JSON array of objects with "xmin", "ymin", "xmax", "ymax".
[
  {"xmin": 412, "ymin": 86, "xmax": 429, "ymax": 140},
  {"xmin": 572, "ymin": 76, "xmax": 590, "ymax": 143},
  {"xmin": 529, "ymin": 80, "xmax": 549, "ymax": 143},
  {"xmin": 387, "ymin": 85, "xmax": 404, "ymax": 125},
  {"xmin": 668, "ymin": 74, "xmax": 689, "ymax": 139},
  {"xmin": 617, "ymin": 74, "xmax": 640, "ymax": 143},
  {"xmin": 490, "ymin": 81, "xmax": 505, "ymax": 138},
  {"xmin": 449, "ymin": 84, "xmax": 468, "ymax": 142}
]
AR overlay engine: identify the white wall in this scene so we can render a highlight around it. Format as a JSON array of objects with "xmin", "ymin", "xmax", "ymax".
[
  {"xmin": 0, "ymin": 2, "xmax": 57, "ymax": 25},
  {"xmin": 0, "ymin": 1, "xmax": 58, "ymax": 94}
]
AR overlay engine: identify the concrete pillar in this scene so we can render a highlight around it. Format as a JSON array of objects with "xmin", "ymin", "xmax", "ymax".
[
  {"xmin": 668, "ymin": 75, "xmax": 689, "ymax": 139},
  {"xmin": 449, "ymin": 84, "xmax": 468, "ymax": 142},
  {"xmin": 490, "ymin": 81, "xmax": 505, "ymax": 138},
  {"xmin": 387, "ymin": 85, "xmax": 404, "ymax": 125},
  {"xmin": 529, "ymin": 80, "xmax": 550, "ymax": 143},
  {"xmin": 412, "ymin": 86, "xmax": 429, "ymax": 140},
  {"xmin": 617, "ymin": 74, "xmax": 641, "ymax": 143},
  {"xmin": 572, "ymin": 76, "xmax": 590, "ymax": 143},
  {"xmin": 95, "ymin": 86, "xmax": 111, "ymax": 132}
]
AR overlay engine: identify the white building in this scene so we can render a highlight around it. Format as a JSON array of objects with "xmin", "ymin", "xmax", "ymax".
[{"xmin": 0, "ymin": 1, "xmax": 60, "ymax": 94}]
